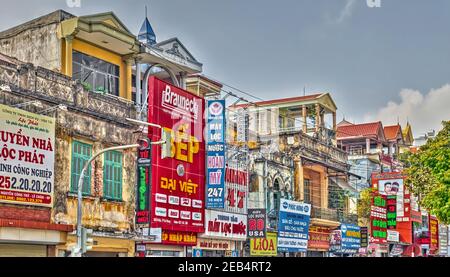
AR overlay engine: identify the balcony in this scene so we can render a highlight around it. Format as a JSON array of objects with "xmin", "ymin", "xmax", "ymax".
[{"xmin": 311, "ymin": 206, "xmax": 358, "ymax": 225}]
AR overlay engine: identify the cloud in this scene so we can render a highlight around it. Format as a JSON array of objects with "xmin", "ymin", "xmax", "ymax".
[
  {"xmin": 364, "ymin": 84, "xmax": 450, "ymax": 137},
  {"xmin": 336, "ymin": 0, "xmax": 357, "ymax": 23}
]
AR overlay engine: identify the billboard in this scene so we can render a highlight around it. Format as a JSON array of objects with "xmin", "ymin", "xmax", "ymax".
[
  {"xmin": 201, "ymin": 210, "xmax": 247, "ymax": 241},
  {"xmin": 250, "ymin": 232, "xmax": 278, "ymax": 256},
  {"xmin": 147, "ymin": 77, "xmax": 205, "ymax": 233},
  {"xmin": 247, "ymin": 209, "xmax": 266, "ymax": 238},
  {"xmin": 277, "ymin": 199, "xmax": 311, "ymax": 253},
  {"xmin": 308, "ymin": 226, "xmax": 331, "ymax": 251},
  {"xmin": 0, "ymin": 104, "xmax": 55, "ymax": 207},
  {"xmin": 372, "ymin": 172, "xmax": 408, "ymax": 221},
  {"xmin": 341, "ymin": 224, "xmax": 361, "ymax": 254},
  {"xmin": 206, "ymin": 100, "xmax": 226, "ymax": 209},
  {"xmin": 161, "ymin": 231, "xmax": 197, "ymax": 246}
]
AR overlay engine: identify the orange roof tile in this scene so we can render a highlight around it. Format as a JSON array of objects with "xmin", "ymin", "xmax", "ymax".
[
  {"xmin": 337, "ymin": 122, "xmax": 383, "ymax": 140},
  {"xmin": 384, "ymin": 125, "xmax": 402, "ymax": 141}
]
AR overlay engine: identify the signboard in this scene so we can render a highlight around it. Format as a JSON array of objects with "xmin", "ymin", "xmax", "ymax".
[
  {"xmin": 277, "ymin": 199, "xmax": 311, "ymax": 253},
  {"xmin": 341, "ymin": 224, "xmax": 361, "ymax": 254},
  {"xmin": 330, "ymin": 230, "xmax": 342, "ymax": 253},
  {"xmin": 372, "ymin": 172, "xmax": 408, "ymax": 220},
  {"xmin": 370, "ymin": 194, "xmax": 387, "ymax": 244},
  {"xmin": 147, "ymin": 77, "xmax": 205, "ymax": 233},
  {"xmin": 386, "ymin": 195, "xmax": 397, "ymax": 229},
  {"xmin": 201, "ymin": 210, "xmax": 247, "ymax": 241},
  {"xmin": 224, "ymin": 166, "xmax": 248, "ymax": 215},
  {"xmin": 0, "ymin": 104, "xmax": 55, "ymax": 207},
  {"xmin": 247, "ymin": 209, "xmax": 266, "ymax": 238},
  {"xmin": 439, "ymin": 225, "xmax": 448, "ymax": 256},
  {"xmin": 197, "ymin": 238, "xmax": 233, "ymax": 251},
  {"xmin": 250, "ymin": 232, "xmax": 278, "ymax": 256},
  {"xmin": 161, "ymin": 231, "xmax": 197, "ymax": 246},
  {"xmin": 206, "ymin": 100, "xmax": 226, "ymax": 209},
  {"xmin": 236, "ymin": 109, "xmax": 247, "ymax": 143},
  {"xmin": 387, "ymin": 230, "xmax": 400, "ymax": 243},
  {"xmin": 136, "ymin": 149, "xmax": 151, "ymax": 225},
  {"xmin": 308, "ymin": 226, "xmax": 331, "ymax": 251},
  {"xmin": 429, "ymin": 215, "xmax": 439, "ymax": 254},
  {"xmin": 192, "ymin": 248, "xmax": 203, "ymax": 257},
  {"xmin": 360, "ymin": 227, "xmax": 368, "ymax": 248}
]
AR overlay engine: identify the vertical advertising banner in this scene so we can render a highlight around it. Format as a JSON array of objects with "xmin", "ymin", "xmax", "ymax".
[
  {"xmin": 0, "ymin": 104, "xmax": 55, "ymax": 207},
  {"xmin": 136, "ymin": 149, "xmax": 151, "ymax": 225},
  {"xmin": 247, "ymin": 209, "xmax": 266, "ymax": 238},
  {"xmin": 250, "ymin": 232, "xmax": 278, "ymax": 256},
  {"xmin": 341, "ymin": 224, "xmax": 361, "ymax": 254},
  {"xmin": 277, "ymin": 199, "xmax": 311, "ymax": 253},
  {"xmin": 224, "ymin": 166, "xmax": 248, "ymax": 215},
  {"xmin": 438, "ymin": 225, "xmax": 448, "ymax": 256},
  {"xmin": 147, "ymin": 77, "xmax": 205, "ymax": 234},
  {"xmin": 429, "ymin": 215, "xmax": 439, "ymax": 255},
  {"xmin": 386, "ymin": 195, "xmax": 397, "ymax": 229},
  {"xmin": 360, "ymin": 227, "xmax": 369, "ymax": 248},
  {"xmin": 370, "ymin": 194, "xmax": 387, "ymax": 244},
  {"xmin": 206, "ymin": 100, "xmax": 226, "ymax": 209}
]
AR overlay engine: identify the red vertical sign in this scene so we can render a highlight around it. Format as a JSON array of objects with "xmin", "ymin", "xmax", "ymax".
[
  {"xmin": 429, "ymin": 215, "xmax": 439, "ymax": 255},
  {"xmin": 147, "ymin": 77, "xmax": 205, "ymax": 234}
]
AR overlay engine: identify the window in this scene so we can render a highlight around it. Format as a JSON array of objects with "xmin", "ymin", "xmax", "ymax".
[
  {"xmin": 71, "ymin": 141, "xmax": 92, "ymax": 195},
  {"xmin": 72, "ymin": 50, "xmax": 120, "ymax": 96},
  {"xmin": 304, "ymin": 179, "xmax": 311, "ymax": 204},
  {"xmin": 103, "ymin": 151, "xmax": 123, "ymax": 200}
]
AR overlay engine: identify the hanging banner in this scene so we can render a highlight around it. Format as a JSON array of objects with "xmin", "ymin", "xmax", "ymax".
[
  {"xmin": 224, "ymin": 166, "xmax": 248, "ymax": 215},
  {"xmin": 250, "ymin": 232, "xmax": 278, "ymax": 257},
  {"xmin": 370, "ymin": 193, "xmax": 387, "ymax": 244},
  {"xmin": 206, "ymin": 100, "xmax": 226, "ymax": 209},
  {"xmin": 438, "ymin": 225, "xmax": 448, "ymax": 256},
  {"xmin": 147, "ymin": 77, "xmax": 205, "ymax": 233},
  {"xmin": 0, "ymin": 104, "xmax": 55, "ymax": 207},
  {"xmin": 277, "ymin": 199, "xmax": 311, "ymax": 253}
]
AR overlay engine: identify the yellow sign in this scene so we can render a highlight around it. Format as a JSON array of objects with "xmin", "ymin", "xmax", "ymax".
[{"xmin": 250, "ymin": 232, "xmax": 277, "ymax": 256}]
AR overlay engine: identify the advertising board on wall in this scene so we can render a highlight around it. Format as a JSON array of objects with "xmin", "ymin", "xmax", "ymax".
[
  {"xmin": 247, "ymin": 209, "xmax": 266, "ymax": 238},
  {"xmin": 161, "ymin": 230, "xmax": 197, "ymax": 246},
  {"xmin": 250, "ymin": 232, "xmax": 278, "ymax": 257},
  {"xmin": 277, "ymin": 199, "xmax": 311, "ymax": 253},
  {"xmin": 429, "ymin": 215, "xmax": 439, "ymax": 254},
  {"xmin": 206, "ymin": 100, "xmax": 226, "ymax": 209},
  {"xmin": 341, "ymin": 224, "xmax": 361, "ymax": 254},
  {"xmin": 386, "ymin": 195, "xmax": 397, "ymax": 229},
  {"xmin": 372, "ymin": 172, "xmax": 408, "ymax": 221},
  {"xmin": 147, "ymin": 77, "xmax": 205, "ymax": 234},
  {"xmin": 308, "ymin": 226, "xmax": 331, "ymax": 251},
  {"xmin": 439, "ymin": 225, "xmax": 448, "ymax": 256},
  {"xmin": 0, "ymin": 104, "xmax": 55, "ymax": 207},
  {"xmin": 136, "ymin": 149, "xmax": 151, "ymax": 226},
  {"xmin": 201, "ymin": 210, "xmax": 247, "ymax": 241},
  {"xmin": 360, "ymin": 227, "xmax": 369, "ymax": 248}
]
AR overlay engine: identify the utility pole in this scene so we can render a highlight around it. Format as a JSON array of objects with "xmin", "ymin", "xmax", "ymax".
[{"xmin": 71, "ymin": 119, "xmax": 169, "ymax": 257}]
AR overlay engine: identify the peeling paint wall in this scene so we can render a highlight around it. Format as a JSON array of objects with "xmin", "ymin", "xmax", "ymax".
[{"xmin": 0, "ymin": 23, "xmax": 62, "ymax": 73}]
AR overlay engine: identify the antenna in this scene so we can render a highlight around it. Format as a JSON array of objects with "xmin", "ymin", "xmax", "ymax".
[
  {"xmin": 145, "ymin": 5, "xmax": 148, "ymax": 18},
  {"xmin": 303, "ymin": 85, "xmax": 306, "ymax": 96}
]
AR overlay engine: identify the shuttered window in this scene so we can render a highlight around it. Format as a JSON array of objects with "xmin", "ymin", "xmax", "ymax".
[
  {"xmin": 103, "ymin": 151, "xmax": 123, "ymax": 201},
  {"xmin": 71, "ymin": 141, "xmax": 92, "ymax": 195}
]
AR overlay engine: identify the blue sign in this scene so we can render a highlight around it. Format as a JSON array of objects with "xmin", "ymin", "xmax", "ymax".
[
  {"xmin": 340, "ymin": 224, "xmax": 361, "ymax": 253},
  {"xmin": 192, "ymin": 248, "xmax": 203, "ymax": 257},
  {"xmin": 206, "ymin": 100, "xmax": 226, "ymax": 209},
  {"xmin": 277, "ymin": 199, "xmax": 311, "ymax": 253}
]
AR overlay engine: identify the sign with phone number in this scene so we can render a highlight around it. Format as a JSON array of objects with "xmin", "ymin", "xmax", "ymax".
[{"xmin": 0, "ymin": 104, "xmax": 55, "ymax": 207}]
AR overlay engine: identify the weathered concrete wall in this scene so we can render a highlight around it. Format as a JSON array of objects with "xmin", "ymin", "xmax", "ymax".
[
  {"xmin": 0, "ymin": 23, "xmax": 62, "ymax": 73},
  {"xmin": 0, "ymin": 54, "xmax": 138, "ymax": 234}
]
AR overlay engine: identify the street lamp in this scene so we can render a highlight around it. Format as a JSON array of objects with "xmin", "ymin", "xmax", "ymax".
[{"xmin": 71, "ymin": 118, "xmax": 169, "ymax": 257}]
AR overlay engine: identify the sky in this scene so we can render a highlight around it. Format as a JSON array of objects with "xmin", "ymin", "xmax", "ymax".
[{"xmin": 0, "ymin": 0, "xmax": 449, "ymax": 137}]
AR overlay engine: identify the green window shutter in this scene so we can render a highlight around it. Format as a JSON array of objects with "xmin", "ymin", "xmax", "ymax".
[
  {"xmin": 103, "ymin": 151, "xmax": 123, "ymax": 201},
  {"xmin": 70, "ymin": 141, "xmax": 92, "ymax": 195}
]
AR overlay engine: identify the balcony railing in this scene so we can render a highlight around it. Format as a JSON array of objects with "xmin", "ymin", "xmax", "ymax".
[{"xmin": 311, "ymin": 206, "xmax": 358, "ymax": 225}]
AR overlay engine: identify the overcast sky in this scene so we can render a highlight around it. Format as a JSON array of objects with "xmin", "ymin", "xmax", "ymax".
[{"xmin": 0, "ymin": 0, "xmax": 449, "ymax": 137}]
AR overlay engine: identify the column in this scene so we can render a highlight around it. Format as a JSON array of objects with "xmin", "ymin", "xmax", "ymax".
[
  {"xmin": 333, "ymin": 112, "xmax": 337, "ymax": 131},
  {"xmin": 135, "ymin": 58, "xmax": 142, "ymax": 109},
  {"xmin": 302, "ymin": 105, "xmax": 307, "ymax": 133},
  {"xmin": 315, "ymin": 103, "xmax": 321, "ymax": 132},
  {"xmin": 366, "ymin": 138, "xmax": 371, "ymax": 154},
  {"xmin": 125, "ymin": 59, "xmax": 133, "ymax": 101},
  {"xmin": 64, "ymin": 35, "xmax": 74, "ymax": 77},
  {"xmin": 294, "ymin": 159, "xmax": 304, "ymax": 201}
]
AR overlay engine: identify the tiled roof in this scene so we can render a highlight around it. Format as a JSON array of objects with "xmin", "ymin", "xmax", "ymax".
[
  {"xmin": 232, "ymin": 93, "xmax": 324, "ymax": 109},
  {"xmin": 337, "ymin": 121, "xmax": 383, "ymax": 139},
  {"xmin": 384, "ymin": 125, "xmax": 402, "ymax": 141}
]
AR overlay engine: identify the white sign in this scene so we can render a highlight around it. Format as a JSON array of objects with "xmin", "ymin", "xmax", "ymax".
[
  {"xmin": 0, "ymin": 104, "xmax": 55, "ymax": 207},
  {"xmin": 387, "ymin": 230, "xmax": 399, "ymax": 242},
  {"xmin": 200, "ymin": 210, "xmax": 247, "ymax": 241},
  {"xmin": 379, "ymin": 179, "xmax": 404, "ymax": 217},
  {"xmin": 236, "ymin": 109, "xmax": 247, "ymax": 143}
]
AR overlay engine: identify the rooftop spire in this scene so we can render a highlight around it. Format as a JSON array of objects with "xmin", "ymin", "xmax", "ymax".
[{"xmin": 138, "ymin": 5, "xmax": 156, "ymax": 46}]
